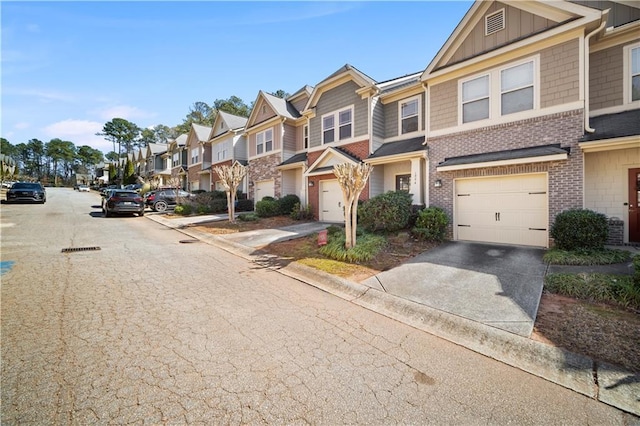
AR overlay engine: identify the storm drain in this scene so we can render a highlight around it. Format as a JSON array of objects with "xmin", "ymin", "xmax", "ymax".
[{"xmin": 61, "ymin": 246, "xmax": 101, "ymax": 253}]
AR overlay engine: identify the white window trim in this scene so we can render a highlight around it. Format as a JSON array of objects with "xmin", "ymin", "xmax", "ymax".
[
  {"xmin": 458, "ymin": 55, "xmax": 539, "ymax": 126},
  {"xmin": 398, "ymin": 95, "xmax": 421, "ymax": 136},
  {"xmin": 321, "ymin": 105, "xmax": 354, "ymax": 145},
  {"xmin": 303, "ymin": 124, "xmax": 309, "ymax": 149},
  {"xmin": 623, "ymin": 42, "xmax": 640, "ymax": 105},
  {"xmin": 255, "ymin": 128, "xmax": 274, "ymax": 157},
  {"xmin": 190, "ymin": 147, "xmax": 200, "ymax": 165}
]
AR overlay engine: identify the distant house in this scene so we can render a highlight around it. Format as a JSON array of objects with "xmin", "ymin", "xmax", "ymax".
[
  {"xmin": 209, "ymin": 111, "xmax": 249, "ymax": 193},
  {"xmin": 186, "ymin": 123, "xmax": 212, "ymax": 192}
]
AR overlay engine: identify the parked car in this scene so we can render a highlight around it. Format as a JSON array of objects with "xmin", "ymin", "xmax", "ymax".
[
  {"xmin": 101, "ymin": 188, "xmax": 118, "ymax": 212},
  {"xmin": 147, "ymin": 189, "xmax": 194, "ymax": 212},
  {"xmin": 5, "ymin": 182, "xmax": 46, "ymax": 204},
  {"xmin": 124, "ymin": 183, "xmax": 143, "ymax": 192},
  {"xmin": 104, "ymin": 190, "xmax": 145, "ymax": 217},
  {"xmin": 78, "ymin": 184, "xmax": 90, "ymax": 192}
]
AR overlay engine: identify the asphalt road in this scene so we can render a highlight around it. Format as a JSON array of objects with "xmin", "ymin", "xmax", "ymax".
[{"xmin": 0, "ymin": 188, "xmax": 633, "ymax": 424}]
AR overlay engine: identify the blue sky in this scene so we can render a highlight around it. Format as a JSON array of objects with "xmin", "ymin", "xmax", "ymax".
[{"xmin": 1, "ymin": 1, "xmax": 473, "ymax": 155}]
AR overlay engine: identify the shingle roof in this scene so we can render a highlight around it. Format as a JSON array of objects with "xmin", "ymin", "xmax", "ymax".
[
  {"xmin": 262, "ymin": 91, "xmax": 301, "ymax": 119},
  {"xmin": 279, "ymin": 152, "xmax": 307, "ymax": 167},
  {"xmin": 218, "ymin": 110, "xmax": 248, "ymax": 130},
  {"xmin": 438, "ymin": 144, "xmax": 569, "ymax": 168},
  {"xmin": 580, "ymin": 109, "xmax": 640, "ymax": 142},
  {"xmin": 367, "ymin": 136, "xmax": 426, "ymax": 159},
  {"xmin": 191, "ymin": 123, "xmax": 212, "ymax": 141},
  {"xmin": 148, "ymin": 142, "xmax": 168, "ymax": 155}
]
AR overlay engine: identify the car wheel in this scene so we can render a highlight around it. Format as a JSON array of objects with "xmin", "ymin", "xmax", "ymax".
[
  {"xmin": 105, "ymin": 210, "xmax": 111, "ymax": 218},
  {"xmin": 153, "ymin": 200, "xmax": 168, "ymax": 212},
  {"xmin": 139, "ymin": 210, "xmax": 144, "ymax": 217}
]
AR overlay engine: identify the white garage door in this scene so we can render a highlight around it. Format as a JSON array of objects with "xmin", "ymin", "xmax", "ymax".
[
  {"xmin": 455, "ymin": 174, "xmax": 548, "ymax": 247},
  {"xmin": 255, "ymin": 180, "xmax": 274, "ymax": 201},
  {"xmin": 320, "ymin": 180, "xmax": 344, "ymax": 222}
]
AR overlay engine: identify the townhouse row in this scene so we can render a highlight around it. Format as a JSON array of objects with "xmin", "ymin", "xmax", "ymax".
[{"xmin": 118, "ymin": 0, "xmax": 640, "ymax": 248}]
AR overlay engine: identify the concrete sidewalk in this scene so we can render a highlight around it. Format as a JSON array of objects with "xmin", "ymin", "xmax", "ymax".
[{"xmin": 146, "ymin": 213, "xmax": 640, "ymax": 417}]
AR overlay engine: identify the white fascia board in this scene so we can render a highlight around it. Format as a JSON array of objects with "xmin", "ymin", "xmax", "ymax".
[
  {"xmin": 436, "ymin": 153, "xmax": 567, "ymax": 172},
  {"xmin": 579, "ymin": 136, "xmax": 640, "ymax": 153}
]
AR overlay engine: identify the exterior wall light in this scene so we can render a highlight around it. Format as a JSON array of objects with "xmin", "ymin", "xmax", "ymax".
[{"xmin": 434, "ymin": 179, "xmax": 442, "ymax": 188}]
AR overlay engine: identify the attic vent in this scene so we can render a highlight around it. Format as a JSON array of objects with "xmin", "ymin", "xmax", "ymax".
[{"xmin": 485, "ymin": 9, "xmax": 505, "ymax": 36}]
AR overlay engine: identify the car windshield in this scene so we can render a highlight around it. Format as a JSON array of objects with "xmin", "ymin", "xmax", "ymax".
[
  {"xmin": 112, "ymin": 191, "xmax": 138, "ymax": 198},
  {"xmin": 12, "ymin": 183, "xmax": 41, "ymax": 190}
]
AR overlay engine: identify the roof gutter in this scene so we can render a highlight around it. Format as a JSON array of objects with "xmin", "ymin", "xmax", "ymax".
[{"xmin": 584, "ymin": 11, "xmax": 609, "ymax": 133}]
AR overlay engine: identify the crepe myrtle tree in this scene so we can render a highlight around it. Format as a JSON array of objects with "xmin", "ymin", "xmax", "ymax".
[
  {"xmin": 213, "ymin": 163, "xmax": 247, "ymax": 223},
  {"xmin": 333, "ymin": 162, "xmax": 373, "ymax": 249}
]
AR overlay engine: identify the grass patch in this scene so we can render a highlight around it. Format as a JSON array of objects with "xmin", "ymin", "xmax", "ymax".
[
  {"xmin": 544, "ymin": 273, "xmax": 640, "ymax": 310},
  {"xmin": 298, "ymin": 258, "xmax": 357, "ymax": 277},
  {"xmin": 319, "ymin": 232, "xmax": 387, "ymax": 263},
  {"xmin": 543, "ymin": 248, "xmax": 630, "ymax": 265}
]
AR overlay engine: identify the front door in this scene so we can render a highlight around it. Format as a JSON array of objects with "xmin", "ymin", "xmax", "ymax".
[{"xmin": 629, "ymin": 168, "xmax": 640, "ymax": 243}]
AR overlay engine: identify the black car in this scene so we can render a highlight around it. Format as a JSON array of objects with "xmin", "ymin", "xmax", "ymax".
[
  {"xmin": 146, "ymin": 189, "xmax": 193, "ymax": 212},
  {"xmin": 5, "ymin": 182, "xmax": 46, "ymax": 204},
  {"xmin": 104, "ymin": 190, "xmax": 145, "ymax": 217}
]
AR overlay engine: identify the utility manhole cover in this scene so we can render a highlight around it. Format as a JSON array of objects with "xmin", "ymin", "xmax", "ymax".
[{"xmin": 61, "ymin": 247, "xmax": 101, "ymax": 253}]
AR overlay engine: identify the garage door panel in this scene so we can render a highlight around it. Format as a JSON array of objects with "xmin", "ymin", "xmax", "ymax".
[{"xmin": 455, "ymin": 174, "xmax": 548, "ymax": 247}]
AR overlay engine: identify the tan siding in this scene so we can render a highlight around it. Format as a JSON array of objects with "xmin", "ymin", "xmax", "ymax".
[
  {"xmin": 283, "ymin": 123, "xmax": 297, "ymax": 153},
  {"xmin": 589, "ymin": 43, "xmax": 626, "ymax": 110},
  {"xmin": 540, "ymin": 39, "xmax": 580, "ymax": 108},
  {"xmin": 447, "ymin": 2, "xmax": 557, "ymax": 66},
  {"xmin": 273, "ymin": 125, "xmax": 281, "ymax": 151},
  {"xmin": 290, "ymin": 95, "xmax": 309, "ymax": 113},
  {"xmin": 248, "ymin": 133, "xmax": 256, "ymax": 157},
  {"xmin": 254, "ymin": 98, "xmax": 276, "ymax": 123},
  {"xmin": 430, "ymin": 80, "xmax": 458, "ymax": 131}
]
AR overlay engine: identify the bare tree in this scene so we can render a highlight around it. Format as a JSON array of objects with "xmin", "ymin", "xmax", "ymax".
[
  {"xmin": 213, "ymin": 163, "xmax": 247, "ymax": 223},
  {"xmin": 333, "ymin": 163, "xmax": 373, "ymax": 249}
]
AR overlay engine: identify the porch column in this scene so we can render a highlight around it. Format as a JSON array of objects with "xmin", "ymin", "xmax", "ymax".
[{"xmin": 410, "ymin": 157, "xmax": 424, "ymax": 205}]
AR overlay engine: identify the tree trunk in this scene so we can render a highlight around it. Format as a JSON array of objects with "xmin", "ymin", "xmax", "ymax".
[{"xmin": 227, "ymin": 191, "xmax": 234, "ymax": 223}]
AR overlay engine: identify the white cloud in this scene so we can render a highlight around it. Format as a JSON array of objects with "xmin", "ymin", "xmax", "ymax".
[
  {"xmin": 14, "ymin": 122, "xmax": 30, "ymax": 130},
  {"xmin": 97, "ymin": 105, "xmax": 156, "ymax": 121},
  {"xmin": 43, "ymin": 119, "xmax": 112, "ymax": 154}
]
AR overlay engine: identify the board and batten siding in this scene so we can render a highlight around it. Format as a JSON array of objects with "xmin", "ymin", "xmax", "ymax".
[
  {"xmin": 309, "ymin": 80, "xmax": 369, "ymax": 149},
  {"xmin": 254, "ymin": 98, "xmax": 276, "ymax": 124},
  {"xmin": 371, "ymin": 97, "xmax": 385, "ymax": 152},
  {"xmin": 446, "ymin": 1, "xmax": 557, "ymax": 66}
]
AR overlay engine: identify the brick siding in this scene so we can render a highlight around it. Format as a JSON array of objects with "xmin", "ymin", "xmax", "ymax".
[{"xmin": 428, "ymin": 109, "xmax": 584, "ymax": 241}]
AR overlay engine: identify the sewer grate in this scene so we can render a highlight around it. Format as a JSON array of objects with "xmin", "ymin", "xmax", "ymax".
[
  {"xmin": 179, "ymin": 239, "xmax": 199, "ymax": 244},
  {"xmin": 61, "ymin": 247, "xmax": 101, "ymax": 253}
]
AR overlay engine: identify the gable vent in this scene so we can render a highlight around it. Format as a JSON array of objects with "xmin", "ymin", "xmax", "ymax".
[{"xmin": 485, "ymin": 9, "xmax": 505, "ymax": 36}]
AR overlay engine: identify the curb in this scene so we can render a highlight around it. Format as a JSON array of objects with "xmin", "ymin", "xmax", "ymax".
[{"xmin": 147, "ymin": 214, "xmax": 640, "ymax": 416}]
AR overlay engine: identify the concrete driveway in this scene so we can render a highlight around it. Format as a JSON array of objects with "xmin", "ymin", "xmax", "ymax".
[{"xmin": 362, "ymin": 241, "xmax": 547, "ymax": 337}]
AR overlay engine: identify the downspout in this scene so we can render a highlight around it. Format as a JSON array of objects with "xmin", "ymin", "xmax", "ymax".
[{"xmin": 584, "ymin": 12, "xmax": 608, "ymax": 133}]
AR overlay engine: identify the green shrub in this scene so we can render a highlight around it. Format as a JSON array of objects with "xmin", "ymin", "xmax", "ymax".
[
  {"xmin": 174, "ymin": 204, "xmax": 192, "ymax": 216},
  {"xmin": 542, "ymin": 248, "xmax": 630, "ymax": 265},
  {"xmin": 237, "ymin": 213, "xmax": 259, "ymax": 222},
  {"xmin": 211, "ymin": 190, "xmax": 227, "ymax": 200},
  {"xmin": 236, "ymin": 199, "xmax": 254, "ymax": 212},
  {"xmin": 192, "ymin": 189, "xmax": 206, "ymax": 194},
  {"xmin": 319, "ymin": 232, "xmax": 386, "ymax": 263},
  {"xmin": 358, "ymin": 191, "xmax": 413, "ymax": 233},
  {"xmin": 255, "ymin": 198, "xmax": 280, "ymax": 217},
  {"xmin": 412, "ymin": 207, "xmax": 449, "ymax": 242},
  {"xmin": 550, "ymin": 209, "xmax": 608, "ymax": 251},
  {"xmin": 210, "ymin": 199, "xmax": 227, "ymax": 213},
  {"xmin": 633, "ymin": 255, "xmax": 640, "ymax": 288},
  {"xmin": 196, "ymin": 205, "xmax": 211, "ymax": 215},
  {"xmin": 290, "ymin": 202, "xmax": 314, "ymax": 220},
  {"xmin": 278, "ymin": 194, "xmax": 300, "ymax": 216},
  {"xmin": 545, "ymin": 273, "xmax": 640, "ymax": 310}
]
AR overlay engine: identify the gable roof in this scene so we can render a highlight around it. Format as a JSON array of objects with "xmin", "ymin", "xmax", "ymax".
[
  {"xmin": 190, "ymin": 123, "xmax": 212, "ymax": 142},
  {"xmin": 287, "ymin": 85, "xmax": 313, "ymax": 102},
  {"xmin": 218, "ymin": 110, "xmax": 248, "ymax": 130},
  {"xmin": 147, "ymin": 142, "xmax": 167, "ymax": 156},
  {"xmin": 304, "ymin": 64, "xmax": 378, "ymax": 112},
  {"xmin": 245, "ymin": 90, "xmax": 302, "ymax": 130},
  {"xmin": 421, "ymin": 0, "xmax": 603, "ymax": 79}
]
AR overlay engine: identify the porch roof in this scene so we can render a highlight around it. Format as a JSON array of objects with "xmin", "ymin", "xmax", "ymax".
[
  {"xmin": 367, "ymin": 136, "xmax": 426, "ymax": 160},
  {"xmin": 279, "ymin": 152, "xmax": 307, "ymax": 167},
  {"xmin": 580, "ymin": 110, "xmax": 640, "ymax": 142},
  {"xmin": 437, "ymin": 144, "xmax": 569, "ymax": 171}
]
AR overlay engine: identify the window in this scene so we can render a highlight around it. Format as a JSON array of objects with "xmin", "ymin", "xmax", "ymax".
[
  {"xmin": 303, "ymin": 124, "xmax": 309, "ymax": 149},
  {"xmin": 172, "ymin": 152, "xmax": 179, "ymax": 167},
  {"xmin": 460, "ymin": 57, "xmax": 537, "ymax": 124},
  {"xmin": 400, "ymin": 98, "xmax": 419, "ymax": 134},
  {"xmin": 216, "ymin": 142, "xmax": 228, "ymax": 161},
  {"xmin": 462, "ymin": 75, "xmax": 490, "ymax": 123},
  {"xmin": 627, "ymin": 44, "xmax": 640, "ymax": 102},
  {"xmin": 501, "ymin": 61, "xmax": 533, "ymax": 115},
  {"xmin": 256, "ymin": 129, "xmax": 273, "ymax": 155},
  {"xmin": 322, "ymin": 107, "xmax": 353, "ymax": 144},
  {"xmin": 396, "ymin": 174, "xmax": 411, "ymax": 192},
  {"xmin": 191, "ymin": 148, "xmax": 199, "ymax": 164}
]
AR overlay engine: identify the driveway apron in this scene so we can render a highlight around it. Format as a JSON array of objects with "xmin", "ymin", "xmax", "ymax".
[{"xmin": 362, "ymin": 241, "xmax": 547, "ymax": 337}]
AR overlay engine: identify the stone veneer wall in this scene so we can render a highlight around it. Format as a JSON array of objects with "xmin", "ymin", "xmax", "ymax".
[
  {"xmin": 606, "ymin": 219, "xmax": 624, "ymax": 246},
  {"xmin": 428, "ymin": 110, "xmax": 584, "ymax": 241},
  {"xmin": 248, "ymin": 153, "xmax": 282, "ymax": 200}
]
